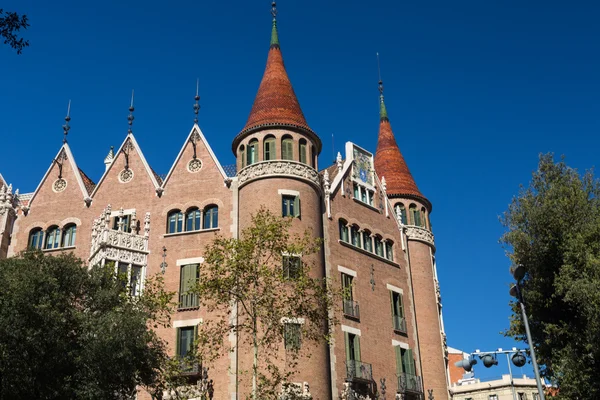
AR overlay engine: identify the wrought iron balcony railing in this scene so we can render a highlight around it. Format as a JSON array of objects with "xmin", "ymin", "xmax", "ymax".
[
  {"xmin": 397, "ymin": 373, "xmax": 423, "ymax": 394},
  {"xmin": 179, "ymin": 359, "xmax": 202, "ymax": 377},
  {"xmin": 343, "ymin": 299, "xmax": 360, "ymax": 319},
  {"xmin": 346, "ymin": 360, "xmax": 373, "ymax": 382},
  {"xmin": 393, "ymin": 315, "xmax": 407, "ymax": 333},
  {"xmin": 178, "ymin": 293, "xmax": 199, "ymax": 310}
]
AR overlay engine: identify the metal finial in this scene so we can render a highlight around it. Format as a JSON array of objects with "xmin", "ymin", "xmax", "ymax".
[
  {"xmin": 271, "ymin": 1, "xmax": 277, "ymax": 19},
  {"xmin": 193, "ymin": 79, "xmax": 200, "ymax": 124},
  {"xmin": 377, "ymin": 52, "xmax": 384, "ymax": 96},
  {"xmin": 127, "ymin": 90, "xmax": 135, "ymax": 134},
  {"xmin": 62, "ymin": 100, "xmax": 71, "ymax": 143}
]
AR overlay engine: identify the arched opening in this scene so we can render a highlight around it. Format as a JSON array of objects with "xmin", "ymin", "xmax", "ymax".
[
  {"xmin": 239, "ymin": 145, "xmax": 246, "ymax": 168},
  {"xmin": 409, "ymin": 204, "xmax": 421, "ymax": 226},
  {"xmin": 167, "ymin": 210, "xmax": 184, "ymax": 234},
  {"xmin": 185, "ymin": 207, "xmax": 201, "ymax": 232},
  {"xmin": 311, "ymin": 145, "xmax": 316, "ymax": 168},
  {"xmin": 247, "ymin": 139, "xmax": 259, "ymax": 165},
  {"xmin": 62, "ymin": 224, "xmax": 77, "ymax": 247},
  {"xmin": 28, "ymin": 228, "xmax": 43, "ymax": 250},
  {"xmin": 421, "ymin": 207, "xmax": 427, "ymax": 229},
  {"xmin": 374, "ymin": 235, "xmax": 384, "ymax": 257},
  {"xmin": 394, "ymin": 203, "xmax": 407, "ymax": 225},
  {"xmin": 299, "ymin": 139, "xmax": 307, "ymax": 164},
  {"xmin": 282, "ymin": 136, "xmax": 294, "ymax": 161},
  {"xmin": 264, "ymin": 135, "xmax": 276, "ymax": 161},
  {"xmin": 203, "ymin": 205, "xmax": 219, "ymax": 229},
  {"xmin": 385, "ymin": 240, "xmax": 394, "ymax": 261},
  {"xmin": 45, "ymin": 225, "xmax": 61, "ymax": 250},
  {"xmin": 350, "ymin": 225, "xmax": 361, "ymax": 248},
  {"xmin": 339, "ymin": 219, "xmax": 349, "ymax": 242},
  {"xmin": 363, "ymin": 230, "xmax": 373, "ymax": 252}
]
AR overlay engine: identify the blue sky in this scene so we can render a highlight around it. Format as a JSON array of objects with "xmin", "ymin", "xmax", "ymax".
[{"xmin": 2, "ymin": 0, "xmax": 599, "ymax": 381}]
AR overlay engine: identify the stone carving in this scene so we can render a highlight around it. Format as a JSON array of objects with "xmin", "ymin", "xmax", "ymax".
[
  {"xmin": 52, "ymin": 178, "xmax": 67, "ymax": 193},
  {"xmin": 339, "ymin": 381, "xmax": 374, "ymax": 400},
  {"xmin": 163, "ymin": 366, "xmax": 214, "ymax": 400},
  {"xmin": 404, "ymin": 226, "xmax": 435, "ymax": 247},
  {"xmin": 441, "ymin": 331, "xmax": 448, "ymax": 360},
  {"xmin": 434, "ymin": 279, "xmax": 442, "ymax": 304},
  {"xmin": 188, "ymin": 158, "xmax": 203, "ymax": 173},
  {"xmin": 323, "ymin": 170, "xmax": 331, "ymax": 219},
  {"xmin": 238, "ymin": 160, "xmax": 320, "ymax": 189},
  {"xmin": 280, "ymin": 382, "xmax": 312, "ymax": 400},
  {"xmin": 119, "ymin": 168, "xmax": 134, "ymax": 183}
]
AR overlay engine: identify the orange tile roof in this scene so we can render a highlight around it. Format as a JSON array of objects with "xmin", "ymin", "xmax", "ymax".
[{"xmin": 374, "ymin": 98, "xmax": 430, "ymax": 209}]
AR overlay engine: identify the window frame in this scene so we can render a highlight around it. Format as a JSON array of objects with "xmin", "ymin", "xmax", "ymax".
[
  {"xmin": 299, "ymin": 139, "xmax": 307, "ymax": 164},
  {"xmin": 282, "ymin": 255, "xmax": 302, "ymax": 279},
  {"xmin": 185, "ymin": 207, "xmax": 202, "ymax": 232},
  {"xmin": 264, "ymin": 136, "xmax": 276, "ymax": 161},
  {"xmin": 339, "ymin": 220, "xmax": 349, "ymax": 242},
  {"xmin": 61, "ymin": 224, "xmax": 77, "ymax": 247},
  {"xmin": 44, "ymin": 225, "xmax": 61, "ymax": 250},
  {"xmin": 179, "ymin": 263, "xmax": 200, "ymax": 309},
  {"xmin": 284, "ymin": 322, "xmax": 302, "ymax": 350},
  {"xmin": 247, "ymin": 139, "xmax": 258, "ymax": 165},
  {"xmin": 203, "ymin": 205, "xmax": 219, "ymax": 229},
  {"xmin": 282, "ymin": 137, "xmax": 294, "ymax": 160},
  {"xmin": 28, "ymin": 228, "xmax": 44, "ymax": 250},
  {"xmin": 167, "ymin": 210, "xmax": 184, "ymax": 234}
]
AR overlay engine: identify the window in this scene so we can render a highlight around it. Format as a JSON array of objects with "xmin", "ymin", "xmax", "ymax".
[
  {"xmin": 283, "ymin": 255, "xmax": 301, "ymax": 279},
  {"xmin": 179, "ymin": 264, "xmax": 199, "ymax": 309},
  {"xmin": 385, "ymin": 241, "xmax": 394, "ymax": 261},
  {"xmin": 61, "ymin": 224, "xmax": 77, "ymax": 247},
  {"xmin": 167, "ymin": 210, "xmax": 184, "ymax": 233},
  {"xmin": 185, "ymin": 208, "xmax": 201, "ymax": 232},
  {"xmin": 409, "ymin": 204, "xmax": 421, "ymax": 226},
  {"xmin": 240, "ymin": 145, "xmax": 246, "ymax": 168},
  {"xmin": 488, "ymin": 396, "xmax": 498, "ymax": 400},
  {"xmin": 284, "ymin": 323, "xmax": 302, "ymax": 350},
  {"xmin": 363, "ymin": 230, "xmax": 372, "ymax": 252},
  {"xmin": 374, "ymin": 236, "xmax": 384, "ymax": 257},
  {"xmin": 339, "ymin": 220, "xmax": 349, "ymax": 242},
  {"xmin": 264, "ymin": 136, "xmax": 276, "ymax": 161},
  {"xmin": 518, "ymin": 393, "xmax": 527, "ymax": 400},
  {"xmin": 282, "ymin": 195, "xmax": 300, "ymax": 218},
  {"xmin": 394, "ymin": 203, "xmax": 407, "ymax": 224},
  {"xmin": 28, "ymin": 228, "xmax": 44, "ymax": 250},
  {"xmin": 345, "ymin": 332, "xmax": 362, "ymax": 378},
  {"xmin": 391, "ymin": 291, "xmax": 405, "ymax": 332},
  {"xmin": 395, "ymin": 347, "xmax": 416, "ymax": 377},
  {"xmin": 44, "ymin": 226, "xmax": 61, "ymax": 250},
  {"xmin": 203, "ymin": 205, "xmax": 218, "ymax": 229},
  {"xmin": 532, "ymin": 394, "xmax": 539, "ymax": 400},
  {"xmin": 351, "ymin": 226, "xmax": 361, "ymax": 248},
  {"xmin": 310, "ymin": 146, "xmax": 315, "ymax": 168},
  {"xmin": 176, "ymin": 326, "xmax": 197, "ymax": 359},
  {"xmin": 247, "ymin": 139, "xmax": 258, "ymax": 165},
  {"xmin": 353, "ymin": 184, "xmax": 359, "ymax": 199},
  {"xmin": 342, "ymin": 274, "xmax": 359, "ymax": 319},
  {"xmin": 282, "ymin": 137, "xmax": 294, "ymax": 160},
  {"xmin": 117, "ymin": 262, "xmax": 144, "ymax": 296},
  {"xmin": 421, "ymin": 207, "xmax": 427, "ymax": 229},
  {"xmin": 112, "ymin": 214, "xmax": 132, "ymax": 233},
  {"xmin": 299, "ymin": 139, "xmax": 307, "ymax": 164}
]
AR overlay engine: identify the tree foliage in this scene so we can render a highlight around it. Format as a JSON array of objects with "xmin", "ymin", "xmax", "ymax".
[
  {"xmin": 0, "ymin": 9, "xmax": 29, "ymax": 54},
  {"xmin": 501, "ymin": 154, "xmax": 600, "ymax": 399},
  {"xmin": 192, "ymin": 208, "xmax": 338, "ymax": 400},
  {"xmin": 0, "ymin": 251, "xmax": 174, "ymax": 400}
]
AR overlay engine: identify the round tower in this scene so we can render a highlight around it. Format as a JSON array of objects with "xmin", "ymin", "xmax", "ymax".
[
  {"xmin": 374, "ymin": 88, "xmax": 449, "ymax": 400},
  {"xmin": 232, "ymin": 3, "xmax": 329, "ymax": 399}
]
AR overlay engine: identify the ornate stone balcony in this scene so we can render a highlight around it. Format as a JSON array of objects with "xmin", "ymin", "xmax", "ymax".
[
  {"xmin": 89, "ymin": 205, "xmax": 150, "ymax": 268},
  {"xmin": 237, "ymin": 160, "xmax": 320, "ymax": 190},
  {"xmin": 404, "ymin": 225, "xmax": 435, "ymax": 248}
]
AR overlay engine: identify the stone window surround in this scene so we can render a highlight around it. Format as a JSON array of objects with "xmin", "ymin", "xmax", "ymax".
[
  {"xmin": 386, "ymin": 283, "xmax": 404, "ymax": 295},
  {"xmin": 337, "ymin": 265, "xmax": 357, "ymax": 277},
  {"xmin": 392, "ymin": 339, "xmax": 409, "ymax": 349},
  {"xmin": 341, "ymin": 325, "xmax": 361, "ymax": 337},
  {"xmin": 173, "ymin": 318, "xmax": 203, "ymax": 328}
]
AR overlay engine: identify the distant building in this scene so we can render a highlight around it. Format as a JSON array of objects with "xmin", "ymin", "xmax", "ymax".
[{"xmin": 450, "ymin": 374, "xmax": 543, "ymax": 400}]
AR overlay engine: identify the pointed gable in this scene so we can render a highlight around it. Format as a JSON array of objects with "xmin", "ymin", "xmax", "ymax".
[
  {"xmin": 374, "ymin": 96, "xmax": 430, "ymax": 209},
  {"xmin": 91, "ymin": 133, "xmax": 161, "ymax": 198},
  {"xmin": 28, "ymin": 143, "xmax": 94, "ymax": 209}
]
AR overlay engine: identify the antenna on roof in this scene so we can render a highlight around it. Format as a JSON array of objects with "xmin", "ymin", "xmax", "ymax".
[
  {"xmin": 377, "ymin": 52, "xmax": 384, "ymax": 96},
  {"xmin": 127, "ymin": 90, "xmax": 135, "ymax": 134},
  {"xmin": 63, "ymin": 100, "xmax": 71, "ymax": 144},
  {"xmin": 193, "ymin": 79, "xmax": 200, "ymax": 124},
  {"xmin": 271, "ymin": 1, "xmax": 277, "ymax": 20}
]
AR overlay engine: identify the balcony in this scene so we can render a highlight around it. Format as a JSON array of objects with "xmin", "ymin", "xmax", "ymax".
[
  {"xmin": 237, "ymin": 160, "xmax": 321, "ymax": 190},
  {"xmin": 179, "ymin": 359, "xmax": 202, "ymax": 377},
  {"xmin": 393, "ymin": 315, "xmax": 407, "ymax": 334},
  {"xmin": 397, "ymin": 373, "xmax": 423, "ymax": 395},
  {"xmin": 178, "ymin": 293, "xmax": 199, "ymax": 310},
  {"xmin": 343, "ymin": 299, "xmax": 360, "ymax": 319},
  {"xmin": 346, "ymin": 360, "xmax": 373, "ymax": 382}
]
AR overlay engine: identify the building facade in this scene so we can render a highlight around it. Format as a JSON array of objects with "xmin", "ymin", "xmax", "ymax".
[
  {"xmin": 0, "ymin": 5, "xmax": 448, "ymax": 400},
  {"xmin": 450, "ymin": 375, "xmax": 543, "ymax": 400}
]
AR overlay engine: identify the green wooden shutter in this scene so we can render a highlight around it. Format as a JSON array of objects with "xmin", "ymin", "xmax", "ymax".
[
  {"xmin": 354, "ymin": 335, "xmax": 361, "ymax": 362},
  {"xmin": 294, "ymin": 196, "xmax": 300, "ymax": 217},
  {"xmin": 176, "ymin": 328, "xmax": 181, "ymax": 357},
  {"xmin": 398, "ymin": 293, "xmax": 405, "ymax": 318},
  {"xmin": 395, "ymin": 346, "xmax": 403, "ymax": 375},
  {"xmin": 390, "ymin": 291, "xmax": 396, "ymax": 329},
  {"xmin": 344, "ymin": 332, "xmax": 351, "ymax": 362},
  {"xmin": 404, "ymin": 349, "xmax": 415, "ymax": 375}
]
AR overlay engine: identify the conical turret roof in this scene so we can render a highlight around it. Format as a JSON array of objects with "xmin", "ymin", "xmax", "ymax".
[
  {"xmin": 374, "ymin": 95, "xmax": 430, "ymax": 209},
  {"xmin": 233, "ymin": 10, "xmax": 320, "ymax": 153}
]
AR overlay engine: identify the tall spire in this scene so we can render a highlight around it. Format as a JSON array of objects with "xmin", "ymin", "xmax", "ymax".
[
  {"xmin": 63, "ymin": 100, "xmax": 71, "ymax": 144},
  {"xmin": 235, "ymin": 1, "xmax": 320, "ymax": 153},
  {"xmin": 193, "ymin": 79, "xmax": 200, "ymax": 124},
  {"xmin": 127, "ymin": 90, "xmax": 135, "ymax": 134},
  {"xmin": 373, "ymin": 61, "xmax": 429, "ymax": 208}
]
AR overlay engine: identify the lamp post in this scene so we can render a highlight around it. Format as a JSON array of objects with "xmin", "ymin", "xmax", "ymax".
[{"xmin": 509, "ymin": 265, "xmax": 546, "ymax": 400}]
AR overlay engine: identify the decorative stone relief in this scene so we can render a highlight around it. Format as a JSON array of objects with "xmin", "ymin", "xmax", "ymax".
[
  {"xmin": 188, "ymin": 158, "xmax": 202, "ymax": 173},
  {"xmin": 404, "ymin": 226, "xmax": 435, "ymax": 247},
  {"xmin": 238, "ymin": 160, "xmax": 320, "ymax": 189},
  {"xmin": 52, "ymin": 178, "xmax": 67, "ymax": 193},
  {"xmin": 434, "ymin": 279, "xmax": 442, "ymax": 304},
  {"xmin": 118, "ymin": 169, "xmax": 134, "ymax": 183},
  {"xmin": 280, "ymin": 382, "xmax": 312, "ymax": 400}
]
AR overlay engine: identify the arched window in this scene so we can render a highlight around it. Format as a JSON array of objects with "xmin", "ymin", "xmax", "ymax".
[
  {"xmin": 363, "ymin": 230, "xmax": 373, "ymax": 252},
  {"xmin": 350, "ymin": 225, "xmax": 361, "ymax": 248},
  {"xmin": 421, "ymin": 207, "xmax": 427, "ymax": 229},
  {"xmin": 374, "ymin": 235, "xmax": 384, "ymax": 257},
  {"xmin": 409, "ymin": 204, "xmax": 421, "ymax": 227},
  {"xmin": 311, "ymin": 145, "xmax": 315, "ymax": 168},
  {"xmin": 185, "ymin": 208, "xmax": 201, "ymax": 232},
  {"xmin": 62, "ymin": 224, "xmax": 77, "ymax": 247},
  {"xmin": 394, "ymin": 203, "xmax": 407, "ymax": 225},
  {"xmin": 282, "ymin": 136, "xmax": 294, "ymax": 160},
  {"xmin": 299, "ymin": 139, "xmax": 307, "ymax": 164},
  {"xmin": 239, "ymin": 145, "xmax": 246, "ymax": 168},
  {"xmin": 264, "ymin": 136, "xmax": 276, "ymax": 161},
  {"xmin": 167, "ymin": 210, "xmax": 184, "ymax": 234},
  {"xmin": 28, "ymin": 228, "xmax": 44, "ymax": 250},
  {"xmin": 339, "ymin": 220, "xmax": 349, "ymax": 242},
  {"xmin": 247, "ymin": 139, "xmax": 258, "ymax": 165},
  {"xmin": 45, "ymin": 226, "xmax": 61, "ymax": 250},
  {"xmin": 385, "ymin": 240, "xmax": 394, "ymax": 261},
  {"xmin": 203, "ymin": 205, "xmax": 218, "ymax": 229}
]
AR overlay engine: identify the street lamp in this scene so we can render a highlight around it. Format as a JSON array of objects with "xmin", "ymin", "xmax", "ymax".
[{"xmin": 510, "ymin": 265, "xmax": 546, "ymax": 400}]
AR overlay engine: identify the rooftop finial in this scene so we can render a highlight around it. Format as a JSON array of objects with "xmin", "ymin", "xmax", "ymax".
[
  {"xmin": 127, "ymin": 90, "xmax": 135, "ymax": 134},
  {"xmin": 377, "ymin": 53, "xmax": 388, "ymax": 121},
  {"xmin": 193, "ymin": 79, "xmax": 200, "ymax": 124},
  {"xmin": 270, "ymin": 1, "xmax": 279, "ymax": 47},
  {"xmin": 63, "ymin": 100, "xmax": 71, "ymax": 144}
]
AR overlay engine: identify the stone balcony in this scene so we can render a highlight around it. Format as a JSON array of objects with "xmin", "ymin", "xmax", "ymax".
[{"xmin": 237, "ymin": 160, "xmax": 321, "ymax": 190}]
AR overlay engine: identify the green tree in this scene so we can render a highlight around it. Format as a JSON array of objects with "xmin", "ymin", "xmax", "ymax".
[
  {"xmin": 0, "ymin": 251, "xmax": 174, "ymax": 399},
  {"xmin": 501, "ymin": 154, "xmax": 600, "ymax": 399},
  {"xmin": 0, "ymin": 9, "xmax": 29, "ymax": 54},
  {"xmin": 192, "ymin": 208, "xmax": 338, "ymax": 400}
]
